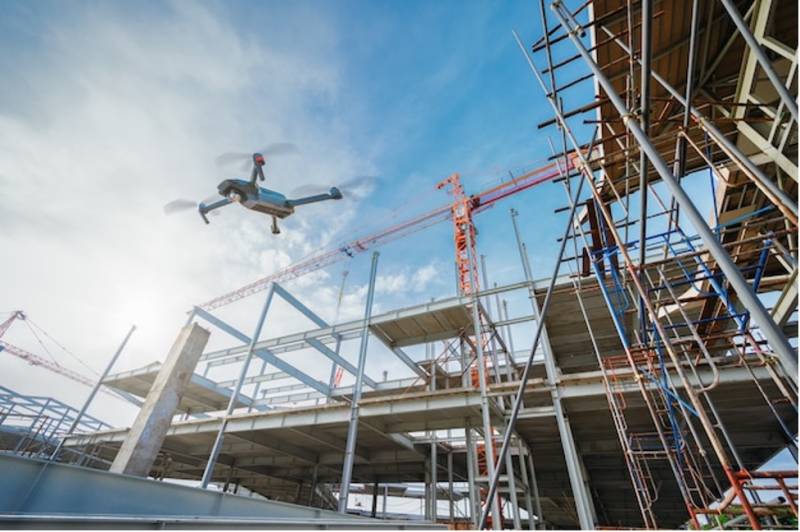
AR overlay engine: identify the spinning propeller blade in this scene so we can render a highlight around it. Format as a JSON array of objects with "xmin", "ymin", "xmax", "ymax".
[
  {"xmin": 215, "ymin": 142, "xmax": 298, "ymax": 171},
  {"xmin": 164, "ymin": 195, "xmax": 223, "ymax": 216},
  {"xmin": 290, "ymin": 176, "xmax": 377, "ymax": 200},
  {"xmin": 163, "ymin": 199, "xmax": 197, "ymax": 214}
]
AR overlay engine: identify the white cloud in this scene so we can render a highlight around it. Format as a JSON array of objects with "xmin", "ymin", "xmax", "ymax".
[
  {"xmin": 375, "ymin": 261, "xmax": 443, "ymax": 295},
  {"xmin": 0, "ymin": 2, "xmax": 377, "ymax": 423}
]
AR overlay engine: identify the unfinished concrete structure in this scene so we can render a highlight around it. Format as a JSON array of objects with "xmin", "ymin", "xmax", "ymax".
[
  {"xmin": 109, "ymin": 324, "xmax": 210, "ymax": 476},
  {"xmin": 1, "ymin": 0, "xmax": 798, "ymax": 529}
]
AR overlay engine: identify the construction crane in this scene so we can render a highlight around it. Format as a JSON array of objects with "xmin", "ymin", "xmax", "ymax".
[
  {"xmin": 0, "ymin": 311, "xmax": 136, "ymax": 403},
  {"xmin": 199, "ymin": 159, "xmax": 571, "ymax": 311}
]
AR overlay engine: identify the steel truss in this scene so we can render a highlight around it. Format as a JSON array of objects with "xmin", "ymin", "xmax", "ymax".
[{"xmin": 0, "ymin": 385, "xmax": 110, "ymax": 460}]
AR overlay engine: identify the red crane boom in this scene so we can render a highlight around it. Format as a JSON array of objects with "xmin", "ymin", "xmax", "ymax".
[
  {"xmin": 0, "ymin": 311, "xmax": 128, "ymax": 400},
  {"xmin": 199, "ymin": 159, "xmax": 570, "ymax": 311}
]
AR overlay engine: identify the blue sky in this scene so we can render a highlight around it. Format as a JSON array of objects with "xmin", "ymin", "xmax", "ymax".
[{"xmin": 0, "ymin": 0, "xmax": 720, "ymax": 422}]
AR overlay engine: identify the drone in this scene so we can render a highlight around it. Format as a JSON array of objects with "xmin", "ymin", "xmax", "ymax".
[{"xmin": 164, "ymin": 144, "xmax": 349, "ymax": 235}]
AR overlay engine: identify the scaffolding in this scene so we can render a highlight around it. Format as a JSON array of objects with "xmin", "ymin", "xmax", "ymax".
[{"xmin": 476, "ymin": 0, "xmax": 798, "ymax": 528}]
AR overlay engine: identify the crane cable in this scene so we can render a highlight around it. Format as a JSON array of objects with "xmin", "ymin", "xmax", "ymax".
[
  {"xmin": 23, "ymin": 320, "xmax": 62, "ymax": 368},
  {"xmin": 27, "ymin": 318, "xmax": 100, "ymax": 377}
]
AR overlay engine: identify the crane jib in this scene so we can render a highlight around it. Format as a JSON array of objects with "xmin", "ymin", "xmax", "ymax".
[{"xmin": 198, "ymin": 159, "xmax": 567, "ymax": 311}]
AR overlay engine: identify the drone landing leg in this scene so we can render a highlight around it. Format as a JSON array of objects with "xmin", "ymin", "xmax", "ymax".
[{"xmin": 271, "ymin": 216, "xmax": 280, "ymax": 235}]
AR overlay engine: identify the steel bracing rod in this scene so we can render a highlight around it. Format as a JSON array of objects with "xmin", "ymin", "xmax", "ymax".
[
  {"xmin": 49, "ymin": 325, "xmax": 136, "ymax": 461},
  {"xmin": 594, "ymin": 24, "xmax": 798, "ymax": 223},
  {"xmin": 328, "ymin": 271, "xmax": 349, "ymax": 393},
  {"xmin": 717, "ymin": 0, "xmax": 798, "ymax": 123},
  {"xmin": 638, "ymin": 0, "xmax": 653, "ymax": 342},
  {"xmin": 553, "ymin": 2, "xmax": 799, "ymax": 388},
  {"xmin": 337, "ymin": 252, "xmax": 379, "ymax": 513},
  {"xmin": 481, "ymin": 43, "xmax": 595, "ymax": 529},
  {"xmin": 504, "ymin": 436, "xmax": 522, "ymax": 529},
  {"xmin": 201, "ymin": 286, "xmax": 275, "ymax": 489},
  {"xmin": 480, "ymin": 256, "xmax": 516, "ymax": 389},
  {"xmin": 667, "ymin": 0, "xmax": 705, "ymax": 239},
  {"xmin": 466, "ymin": 228, "xmax": 502, "ymax": 530},
  {"xmin": 271, "ymin": 283, "xmax": 378, "ymax": 390},
  {"xmin": 674, "ymin": 0, "xmax": 700, "ymax": 179}
]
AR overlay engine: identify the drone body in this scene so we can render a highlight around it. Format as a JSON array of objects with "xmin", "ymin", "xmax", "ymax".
[{"xmin": 177, "ymin": 151, "xmax": 343, "ymax": 234}]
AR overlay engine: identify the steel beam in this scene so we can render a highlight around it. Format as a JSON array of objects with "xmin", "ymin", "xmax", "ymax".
[{"xmin": 272, "ymin": 284, "xmax": 378, "ymax": 389}]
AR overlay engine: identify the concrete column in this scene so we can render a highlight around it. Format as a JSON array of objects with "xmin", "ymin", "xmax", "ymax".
[{"xmin": 110, "ymin": 323, "xmax": 210, "ymax": 476}]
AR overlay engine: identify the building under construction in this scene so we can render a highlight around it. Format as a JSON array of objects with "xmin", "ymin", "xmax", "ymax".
[{"xmin": 0, "ymin": 0, "xmax": 797, "ymax": 529}]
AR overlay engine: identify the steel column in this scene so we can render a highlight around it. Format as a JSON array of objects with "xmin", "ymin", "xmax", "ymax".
[
  {"xmin": 638, "ymin": 0, "xmax": 653, "ymax": 340},
  {"xmin": 464, "ymin": 424, "xmax": 479, "ymax": 527},
  {"xmin": 201, "ymin": 286, "xmax": 275, "ymax": 488},
  {"xmin": 337, "ymin": 252, "xmax": 380, "ymax": 513},
  {"xmin": 506, "ymin": 197, "xmax": 595, "ymax": 529},
  {"xmin": 447, "ymin": 451, "xmax": 455, "ymax": 522},
  {"xmin": 517, "ymin": 443, "xmax": 536, "ymax": 530},
  {"xmin": 429, "ymin": 342, "xmax": 438, "ymax": 522},
  {"xmin": 504, "ymin": 438, "xmax": 522, "ymax": 529},
  {"xmin": 466, "ymin": 227, "xmax": 502, "ymax": 530},
  {"xmin": 524, "ymin": 442, "xmax": 544, "ymax": 530},
  {"xmin": 50, "ymin": 325, "xmax": 136, "ymax": 461},
  {"xmin": 674, "ymin": 0, "xmax": 701, "ymax": 179}
]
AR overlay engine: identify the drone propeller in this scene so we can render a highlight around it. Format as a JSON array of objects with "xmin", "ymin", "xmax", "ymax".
[
  {"xmin": 215, "ymin": 142, "xmax": 298, "ymax": 172},
  {"xmin": 163, "ymin": 195, "xmax": 222, "ymax": 215},
  {"xmin": 290, "ymin": 176, "xmax": 377, "ymax": 200},
  {"xmin": 163, "ymin": 199, "xmax": 197, "ymax": 214}
]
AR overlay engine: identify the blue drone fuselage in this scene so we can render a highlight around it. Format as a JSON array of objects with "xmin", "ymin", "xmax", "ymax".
[{"xmin": 217, "ymin": 178, "xmax": 294, "ymax": 218}]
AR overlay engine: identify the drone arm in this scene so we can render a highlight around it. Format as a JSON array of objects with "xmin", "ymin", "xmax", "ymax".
[
  {"xmin": 286, "ymin": 190, "xmax": 341, "ymax": 207},
  {"xmin": 198, "ymin": 197, "xmax": 232, "ymax": 224}
]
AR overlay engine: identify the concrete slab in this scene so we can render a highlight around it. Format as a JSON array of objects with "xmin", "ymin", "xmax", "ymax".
[{"xmin": 104, "ymin": 362, "xmax": 252, "ymax": 413}]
